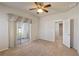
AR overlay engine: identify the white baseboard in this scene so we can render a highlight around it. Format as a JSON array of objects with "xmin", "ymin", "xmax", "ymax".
[
  {"xmin": 0, "ymin": 48, "xmax": 8, "ymax": 52},
  {"xmin": 38, "ymin": 38, "xmax": 54, "ymax": 42}
]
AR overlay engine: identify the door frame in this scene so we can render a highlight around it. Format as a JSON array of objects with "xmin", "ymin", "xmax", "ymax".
[{"xmin": 55, "ymin": 20, "xmax": 63, "ymax": 42}]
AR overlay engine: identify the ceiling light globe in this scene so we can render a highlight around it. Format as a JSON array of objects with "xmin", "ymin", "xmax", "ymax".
[{"xmin": 37, "ymin": 9, "xmax": 43, "ymax": 12}]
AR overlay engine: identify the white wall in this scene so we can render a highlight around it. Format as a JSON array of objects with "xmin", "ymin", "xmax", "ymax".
[
  {"xmin": 0, "ymin": 13, "xmax": 8, "ymax": 51},
  {"xmin": 0, "ymin": 4, "xmax": 39, "ymax": 51},
  {"xmin": 31, "ymin": 17, "xmax": 39, "ymax": 40},
  {"xmin": 39, "ymin": 4, "xmax": 79, "ymax": 53},
  {"xmin": 55, "ymin": 21, "xmax": 60, "ymax": 40},
  {"xmin": 39, "ymin": 17, "xmax": 55, "ymax": 41},
  {"xmin": 63, "ymin": 19, "xmax": 70, "ymax": 48}
]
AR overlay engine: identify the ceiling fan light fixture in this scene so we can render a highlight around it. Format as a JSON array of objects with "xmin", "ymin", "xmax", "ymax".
[
  {"xmin": 29, "ymin": 2, "xmax": 51, "ymax": 13},
  {"xmin": 37, "ymin": 9, "xmax": 43, "ymax": 13}
]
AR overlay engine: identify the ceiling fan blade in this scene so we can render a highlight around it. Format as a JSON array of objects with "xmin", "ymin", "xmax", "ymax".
[
  {"xmin": 34, "ymin": 2, "xmax": 38, "ymax": 5},
  {"xmin": 44, "ymin": 4, "xmax": 51, "ymax": 8},
  {"xmin": 34, "ymin": 2, "xmax": 40, "ymax": 8},
  {"xmin": 29, "ymin": 8, "xmax": 36, "ymax": 10},
  {"xmin": 39, "ymin": 2, "xmax": 43, "ymax": 6},
  {"xmin": 43, "ymin": 9, "xmax": 48, "ymax": 13}
]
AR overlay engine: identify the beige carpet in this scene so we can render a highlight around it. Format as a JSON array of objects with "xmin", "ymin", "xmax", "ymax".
[{"xmin": 0, "ymin": 39, "xmax": 78, "ymax": 56}]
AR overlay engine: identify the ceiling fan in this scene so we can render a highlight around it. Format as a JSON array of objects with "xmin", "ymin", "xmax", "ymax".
[{"xmin": 29, "ymin": 2, "xmax": 51, "ymax": 14}]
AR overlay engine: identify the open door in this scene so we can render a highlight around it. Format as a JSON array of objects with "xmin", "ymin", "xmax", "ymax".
[{"xmin": 63, "ymin": 19, "xmax": 70, "ymax": 48}]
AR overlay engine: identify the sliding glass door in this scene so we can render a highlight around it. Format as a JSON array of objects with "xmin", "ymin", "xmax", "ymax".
[{"xmin": 16, "ymin": 20, "xmax": 31, "ymax": 46}]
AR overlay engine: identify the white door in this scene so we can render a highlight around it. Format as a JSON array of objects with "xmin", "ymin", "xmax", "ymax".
[{"xmin": 63, "ymin": 19, "xmax": 70, "ymax": 48}]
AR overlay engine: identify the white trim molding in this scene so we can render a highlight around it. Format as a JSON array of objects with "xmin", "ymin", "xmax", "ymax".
[{"xmin": 0, "ymin": 48, "xmax": 8, "ymax": 52}]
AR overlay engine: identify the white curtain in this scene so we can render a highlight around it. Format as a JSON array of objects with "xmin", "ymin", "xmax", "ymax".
[
  {"xmin": 8, "ymin": 14, "xmax": 22, "ymax": 48},
  {"xmin": 8, "ymin": 14, "xmax": 32, "ymax": 48}
]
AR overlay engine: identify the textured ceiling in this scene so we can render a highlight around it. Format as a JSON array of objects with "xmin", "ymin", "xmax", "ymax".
[{"xmin": 1, "ymin": 2, "xmax": 79, "ymax": 17}]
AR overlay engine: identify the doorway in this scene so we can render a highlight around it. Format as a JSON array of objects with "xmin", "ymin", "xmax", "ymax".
[
  {"xmin": 55, "ymin": 21, "xmax": 63, "ymax": 44},
  {"xmin": 59, "ymin": 23, "xmax": 63, "ymax": 43},
  {"xmin": 70, "ymin": 19, "xmax": 74, "ymax": 48},
  {"xmin": 62, "ymin": 19, "xmax": 74, "ymax": 48}
]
